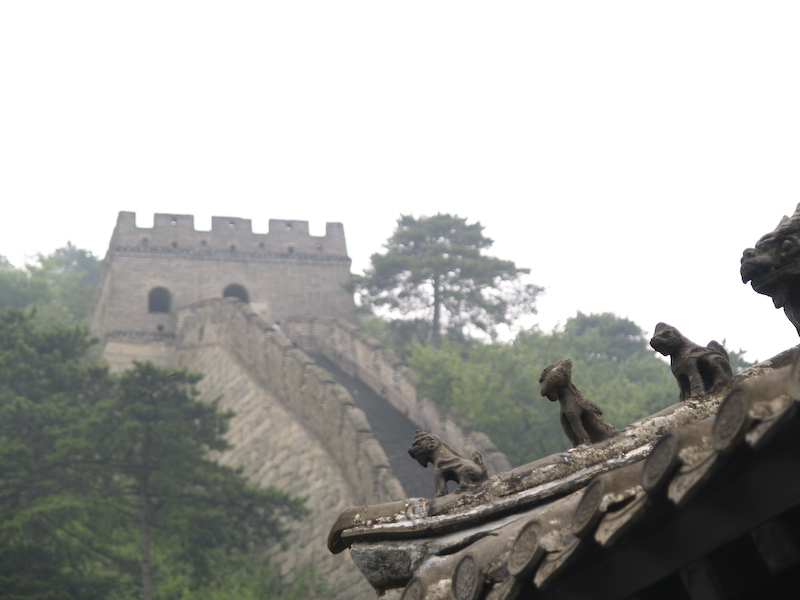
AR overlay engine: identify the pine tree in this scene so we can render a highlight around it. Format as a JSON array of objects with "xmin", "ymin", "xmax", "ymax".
[
  {"xmin": 94, "ymin": 362, "xmax": 305, "ymax": 599},
  {"xmin": 357, "ymin": 214, "xmax": 542, "ymax": 347},
  {"xmin": 0, "ymin": 308, "xmax": 116, "ymax": 598}
]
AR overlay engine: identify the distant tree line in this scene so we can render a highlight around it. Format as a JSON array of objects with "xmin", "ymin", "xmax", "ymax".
[{"xmin": 0, "ymin": 243, "xmax": 101, "ymax": 325}]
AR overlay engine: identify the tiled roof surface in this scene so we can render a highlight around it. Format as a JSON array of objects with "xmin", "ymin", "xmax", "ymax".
[{"xmin": 329, "ymin": 347, "xmax": 800, "ymax": 599}]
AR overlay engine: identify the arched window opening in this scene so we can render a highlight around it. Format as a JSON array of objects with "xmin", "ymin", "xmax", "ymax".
[
  {"xmin": 223, "ymin": 284, "xmax": 249, "ymax": 303},
  {"xmin": 149, "ymin": 287, "xmax": 171, "ymax": 313}
]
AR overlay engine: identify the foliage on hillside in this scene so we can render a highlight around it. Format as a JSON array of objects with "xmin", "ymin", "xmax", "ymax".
[
  {"xmin": 0, "ymin": 243, "xmax": 100, "ymax": 322},
  {"xmin": 383, "ymin": 313, "xmax": 687, "ymax": 465}
]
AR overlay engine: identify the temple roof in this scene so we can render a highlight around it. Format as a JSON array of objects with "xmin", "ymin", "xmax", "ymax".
[{"xmin": 329, "ymin": 347, "xmax": 800, "ymax": 599}]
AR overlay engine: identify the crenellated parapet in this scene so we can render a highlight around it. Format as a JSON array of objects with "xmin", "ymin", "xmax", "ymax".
[
  {"xmin": 89, "ymin": 212, "xmax": 356, "ymax": 348},
  {"xmin": 110, "ymin": 211, "xmax": 348, "ymax": 258}
]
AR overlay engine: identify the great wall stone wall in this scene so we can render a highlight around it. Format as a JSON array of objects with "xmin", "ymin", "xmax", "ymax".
[
  {"xmin": 177, "ymin": 299, "xmax": 405, "ymax": 506},
  {"xmin": 178, "ymin": 344, "xmax": 367, "ymax": 594},
  {"xmin": 90, "ymin": 212, "xmax": 355, "ymax": 341},
  {"xmin": 169, "ymin": 300, "xmax": 512, "ymax": 599},
  {"xmin": 174, "ymin": 299, "xmax": 398, "ymax": 599},
  {"xmin": 285, "ymin": 317, "xmax": 511, "ymax": 476},
  {"xmin": 89, "ymin": 212, "xmax": 511, "ymax": 599}
]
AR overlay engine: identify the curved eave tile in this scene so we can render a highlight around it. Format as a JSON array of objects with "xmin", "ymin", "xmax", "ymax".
[{"xmin": 331, "ymin": 351, "xmax": 800, "ymax": 599}]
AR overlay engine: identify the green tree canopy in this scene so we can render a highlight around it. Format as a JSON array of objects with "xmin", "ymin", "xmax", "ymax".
[
  {"xmin": 0, "ymin": 308, "xmax": 119, "ymax": 598},
  {"xmin": 0, "ymin": 243, "xmax": 101, "ymax": 323},
  {"xmin": 356, "ymin": 214, "xmax": 543, "ymax": 347},
  {"xmin": 0, "ymin": 256, "xmax": 51, "ymax": 313},
  {"xmin": 94, "ymin": 362, "xmax": 307, "ymax": 600},
  {"xmin": 0, "ymin": 309, "xmax": 305, "ymax": 599}
]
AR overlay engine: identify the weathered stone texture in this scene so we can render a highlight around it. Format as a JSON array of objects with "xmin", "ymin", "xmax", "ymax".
[
  {"xmin": 177, "ymin": 299, "xmax": 405, "ymax": 507},
  {"xmin": 102, "ymin": 337, "xmax": 177, "ymax": 372},
  {"xmin": 96, "ymin": 296, "xmax": 406, "ymax": 599},
  {"xmin": 89, "ymin": 212, "xmax": 355, "ymax": 341},
  {"xmin": 178, "ymin": 344, "xmax": 373, "ymax": 599}
]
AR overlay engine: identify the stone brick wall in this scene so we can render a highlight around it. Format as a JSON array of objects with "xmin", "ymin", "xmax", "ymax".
[
  {"xmin": 172, "ymin": 298, "xmax": 409, "ymax": 599},
  {"xmin": 176, "ymin": 299, "xmax": 405, "ymax": 506},
  {"xmin": 176, "ymin": 344, "xmax": 373, "ymax": 600},
  {"xmin": 101, "ymin": 334, "xmax": 178, "ymax": 372},
  {"xmin": 284, "ymin": 317, "xmax": 512, "ymax": 475},
  {"xmin": 89, "ymin": 212, "xmax": 356, "ymax": 341}
]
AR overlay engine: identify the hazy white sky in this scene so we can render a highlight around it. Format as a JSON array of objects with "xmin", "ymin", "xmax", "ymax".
[{"xmin": 2, "ymin": 2, "xmax": 799, "ymax": 362}]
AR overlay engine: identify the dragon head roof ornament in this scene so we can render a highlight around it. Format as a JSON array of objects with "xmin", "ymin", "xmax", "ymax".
[{"xmin": 741, "ymin": 202, "xmax": 800, "ymax": 334}]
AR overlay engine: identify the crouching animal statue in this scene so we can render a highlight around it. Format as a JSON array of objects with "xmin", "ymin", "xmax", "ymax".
[
  {"xmin": 539, "ymin": 359, "xmax": 617, "ymax": 447},
  {"xmin": 649, "ymin": 323, "xmax": 733, "ymax": 401},
  {"xmin": 408, "ymin": 430, "xmax": 488, "ymax": 497},
  {"xmin": 741, "ymin": 203, "xmax": 800, "ymax": 335}
]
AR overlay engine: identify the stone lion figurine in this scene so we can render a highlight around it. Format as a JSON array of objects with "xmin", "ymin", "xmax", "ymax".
[
  {"xmin": 649, "ymin": 323, "xmax": 733, "ymax": 401},
  {"xmin": 741, "ymin": 203, "xmax": 800, "ymax": 335},
  {"xmin": 407, "ymin": 430, "xmax": 488, "ymax": 497},
  {"xmin": 539, "ymin": 359, "xmax": 617, "ymax": 447}
]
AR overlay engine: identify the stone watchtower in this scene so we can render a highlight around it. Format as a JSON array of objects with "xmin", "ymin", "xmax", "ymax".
[{"xmin": 89, "ymin": 211, "xmax": 355, "ymax": 369}]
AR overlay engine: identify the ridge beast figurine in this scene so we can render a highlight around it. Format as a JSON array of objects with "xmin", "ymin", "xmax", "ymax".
[
  {"xmin": 741, "ymin": 203, "xmax": 800, "ymax": 335},
  {"xmin": 649, "ymin": 323, "xmax": 733, "ymax": 401},
  {"xmin": 408, "ymin": 430, "xmax": 488, "ymax": 497},
  {"xmin": 539, "ymin": 359, "xmax": 617, "ymax": 447}
]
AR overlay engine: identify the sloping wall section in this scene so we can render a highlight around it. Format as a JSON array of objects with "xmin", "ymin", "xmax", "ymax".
[
  {"xmin": 97, "ymin": 297, "xmax": 511, "ymax": 599},
  {"xmin": 174, "ymin": 299, "xmax": 402, "ymax": 599},
  {"xmin": 285, "ymin": 317, "xmax": 512, "ymax": 475},
  {"xmin": 176, "ymin": 343, "xmax": 371, "ymax": 598},
  {"xmin": 176, "ymin": 299, "xmax": 404, "ymax": 506}
]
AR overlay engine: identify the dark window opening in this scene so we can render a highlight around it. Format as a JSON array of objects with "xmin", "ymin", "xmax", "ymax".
[
  {"xmin": 157, "ymin": 324, "xmax": 164, "ymax": 332},
  {"xmin": 201, "ymin": 240, "xmax": 207, "ymax": 246},
  {"xmin": 223, "ymin": 284, "xmax": 249, "ymax": 303},
  {"xmin": 171, "ymin": 241, "xmax": 178, "ymax": 248},
  {"xmin": 149, "ymin": 287, "xmax": 171, "ymax": 313},
  {"xmin": 288, "ymin": 246, "xmax": 294, "ymax": 254},
  {"xmin": 142, "ymin": 237, "xmax": 149, "ymax": 244},
  {"xmin": 259, "ymin": 242, "xmax": 265, "ymax": 248},
  {"xmin": 230, "ymin": 245, "xmax": 236, "ymax": 252}
]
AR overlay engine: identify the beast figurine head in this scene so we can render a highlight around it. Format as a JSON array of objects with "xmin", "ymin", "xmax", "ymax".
[
  {"xmin": 408, "ymin": 430, "xmax": 439, "ymax": 468},
  {"xmin": 539, "ymin": 358, "xmax": 572, "ymax": 402},
  {"xmin": 741, "ymin": 203, "xmax": 800, "ymax": 335},
  {"xmin": 650, "ymin": 323, "xmax": 684, "ymax": 356}
]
